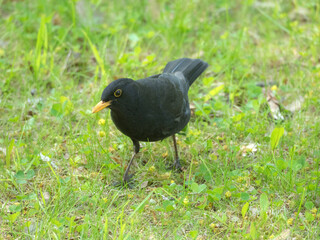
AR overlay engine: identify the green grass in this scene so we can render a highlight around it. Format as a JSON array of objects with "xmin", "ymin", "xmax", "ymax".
[{"xmin": 1, "ymin": 0, "xmax": 320, "ymax": 239}]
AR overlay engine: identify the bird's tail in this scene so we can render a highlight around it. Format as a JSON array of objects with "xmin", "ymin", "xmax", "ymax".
[{"xmin": 163, "ymin": 58, "xmax": 208, "ymax": 86}]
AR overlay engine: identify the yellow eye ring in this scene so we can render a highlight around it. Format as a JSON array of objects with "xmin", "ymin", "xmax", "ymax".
[{"xmin": 114, "ymin": 89, "xmax": 122, "ymax": 97}]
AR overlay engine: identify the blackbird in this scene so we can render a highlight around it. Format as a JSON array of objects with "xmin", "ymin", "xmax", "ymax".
[{"xmin": 92, "ymin": 58, "xmax": 208, "ymax": 183}]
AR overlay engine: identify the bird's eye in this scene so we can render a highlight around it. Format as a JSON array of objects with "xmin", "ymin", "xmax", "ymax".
[{"xmin": 114, "ymin": 89, "xmax": 122, "ymax": 97}]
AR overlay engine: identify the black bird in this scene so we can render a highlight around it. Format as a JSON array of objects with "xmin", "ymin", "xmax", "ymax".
[{"xmin": 92, "ymin": 58, "xmax": 208, "ymax": 183}]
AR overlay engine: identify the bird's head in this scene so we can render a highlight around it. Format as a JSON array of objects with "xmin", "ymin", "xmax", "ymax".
[{"xmin": 92, "ymin": 78, "xmax": 135, "ymax": 113}]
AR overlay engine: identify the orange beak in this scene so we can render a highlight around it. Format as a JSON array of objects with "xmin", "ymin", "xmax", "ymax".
[{"xmin": 92, "ymin": 100, "xmax": 112, "ymax": 113}]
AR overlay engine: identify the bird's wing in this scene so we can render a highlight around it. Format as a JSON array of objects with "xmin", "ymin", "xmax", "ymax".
[
  {"xmin": 158, "ymin": 73, "xmax": 188, "ymax": 118},
  {"xmin": 136, "ymin": 73, "xmax": 190, "ymax": 138},
  {"xmin": 138, "ymin": 73, "xmax": 188, "ymax": 117}
]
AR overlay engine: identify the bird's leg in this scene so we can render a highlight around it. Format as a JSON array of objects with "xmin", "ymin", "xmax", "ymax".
[
  {"xmin": 123, "ymin": 140, "xmax": 140, "ymax": 183},
  {"xmin": 171, "ymin": 134, "xmax": 182, "ymax": 171}
]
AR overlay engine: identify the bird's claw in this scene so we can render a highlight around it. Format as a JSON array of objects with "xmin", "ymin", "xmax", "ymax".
[
  {"xmin": 123, "ymin": 173, "xmax": 134, "ymax": 184},
  {"xmin": 111, "ymin": 174, "xmax": 135, "ymax": 188},
  {"xmin": 167, "ymin": 158, "xmax": 183, "ymax": 172}
]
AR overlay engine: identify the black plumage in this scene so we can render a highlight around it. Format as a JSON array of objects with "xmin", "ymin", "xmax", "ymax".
[{"xmin": 92, "ymin": 58, "xmax": 208, "ymax": 183}]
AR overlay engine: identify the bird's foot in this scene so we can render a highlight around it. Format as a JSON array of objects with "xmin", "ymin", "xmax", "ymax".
[
  {"xmin": 167, "ymin": 158, "xmax": 183, "ymax": 172},
  {"xmin": 111, "ymin": 174, "xmax": 135, "ymax": 188},
  {"xmin": 123, "ymin": 173, "xmax": 134, "ymax": 184}
]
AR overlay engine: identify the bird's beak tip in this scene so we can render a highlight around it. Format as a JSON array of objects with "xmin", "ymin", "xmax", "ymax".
[{"xmin": 92, "ymin": 100, "xmax": 112, "ymax": 113}]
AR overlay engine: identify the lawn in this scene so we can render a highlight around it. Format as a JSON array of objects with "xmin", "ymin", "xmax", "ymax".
[{"xmin": 1, "ymin": 0, "xmax": 320, "ymax": 239}]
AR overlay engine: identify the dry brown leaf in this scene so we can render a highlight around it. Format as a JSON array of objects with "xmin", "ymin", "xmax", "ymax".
[
  {"xmin": 111, "ymin": 156, "xmax": 121, "ymax": 165},
  {"xmin": 140, "ymin": 181, "xmax": 148, "ymax": 188}
]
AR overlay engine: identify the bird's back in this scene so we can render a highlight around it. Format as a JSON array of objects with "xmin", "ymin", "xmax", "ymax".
[{"xmin": 129, "ymin": 74, "xmax": 190, "ymax": 141}]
